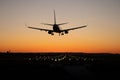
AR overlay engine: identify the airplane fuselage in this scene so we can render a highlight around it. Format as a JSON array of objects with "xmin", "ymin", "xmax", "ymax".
[{"xmin": 53, "ymin": 24, "xmax": 61, "ymax": 33}]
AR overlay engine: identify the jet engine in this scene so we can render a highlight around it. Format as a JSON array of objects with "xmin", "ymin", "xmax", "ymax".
[
  {"xmin": 48, "ymin": 31, "xmax": 52, "ymax": 34},
  {"xmin": 48, "ymin": 31, "xmax": 54, "ymax": 35}
]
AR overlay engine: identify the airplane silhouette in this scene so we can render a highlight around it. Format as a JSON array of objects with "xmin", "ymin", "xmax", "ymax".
[{"xmin": 27, "ymin": 10, "xmax": 87, "ymax": 36}]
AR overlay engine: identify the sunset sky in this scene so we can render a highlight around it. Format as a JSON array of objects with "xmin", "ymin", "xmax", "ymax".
[{"xmin": 0, "ymin": 0, "xmax": 120, "ymax": 53}]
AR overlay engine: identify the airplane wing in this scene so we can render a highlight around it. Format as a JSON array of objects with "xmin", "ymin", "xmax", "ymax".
[
  {"xmin": 62, "ymin": 25, "xmax": 87, "ymax": 31},
  {"xmin": 28, "ymin": 26, "xmax": 53, "ymax": 32}
]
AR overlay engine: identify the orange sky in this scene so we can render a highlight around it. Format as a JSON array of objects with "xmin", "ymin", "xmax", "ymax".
[{"xmin": 0, "ymin": 0, "xmax": 120, "ymax": 53}]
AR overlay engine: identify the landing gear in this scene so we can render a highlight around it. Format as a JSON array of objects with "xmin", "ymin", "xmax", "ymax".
[
  {"xmin": 51, "ymin": 33, "xmax": 54, "ymax": 35},
  {"xmin": 59, "ymin": 32, "xmax": 64, "ymax": 36},
  {"xmin": 61, "ymin": 32, "xmax": 64, "ymax": 35}
]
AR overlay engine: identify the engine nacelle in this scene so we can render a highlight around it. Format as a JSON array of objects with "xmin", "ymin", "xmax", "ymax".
[
  {"xmin": 65, "ymin": 30, "xmax": 68, "ymax": 34},
  {"xmin": 48, "ymin": 31, "xmax": 54, "ymax": 35},
  {"xmin": 48, "ymin": 31, "xmax": 52, "ymax": 34}
]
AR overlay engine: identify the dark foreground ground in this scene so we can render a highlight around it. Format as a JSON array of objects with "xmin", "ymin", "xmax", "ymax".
[{"xmin": 0, "ymin": 52, "xmax": 120, "ymax": 80}]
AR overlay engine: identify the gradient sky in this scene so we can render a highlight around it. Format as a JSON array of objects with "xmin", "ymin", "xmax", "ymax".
[{"xmin": 0, "ymin": 0, "xmax": 120, "ymax": 53}]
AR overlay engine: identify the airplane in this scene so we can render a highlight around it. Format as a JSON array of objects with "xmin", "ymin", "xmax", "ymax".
[{"xmin": 27, "ymin": 10, "xmax": 87, "ymax": 36}]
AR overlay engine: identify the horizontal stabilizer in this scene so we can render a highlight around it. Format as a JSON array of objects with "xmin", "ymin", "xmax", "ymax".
[
  {"xmin": 58, "ymin": 22, "xmax": 68, "ymax": 25},
  {"xmin": 41, "ymin": 23, "xmax": 53, "ymax": 26}
]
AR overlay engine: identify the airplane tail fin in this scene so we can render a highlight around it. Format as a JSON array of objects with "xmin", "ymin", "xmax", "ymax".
[
  {"xmin": 54, "ymin": 10, "xmax": 56, "ymax": 24},
  {"xmin": 41, "ymin": 10, "xmax": 68, "ymax": 26},
  {"xmin": 54, "ymin": 10, "xmax": 68, "ymax": 26},
  {"xmin": 41, "ymin": 10, "xmax": 57, "ymax": 26}
]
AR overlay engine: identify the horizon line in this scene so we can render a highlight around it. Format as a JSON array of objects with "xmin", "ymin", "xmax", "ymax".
[{"xmin": 0, "ymin": 51, "xmax": 119, "ymax": 54}]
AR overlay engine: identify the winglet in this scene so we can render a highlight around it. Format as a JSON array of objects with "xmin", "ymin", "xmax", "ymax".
[
  {"xmin": 85, "ymin": 25, "xmax": 88, "ymax": 27},
  {"xmin": 25, "ymin": 23, "xmax": 28, "ymax": 27}
]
